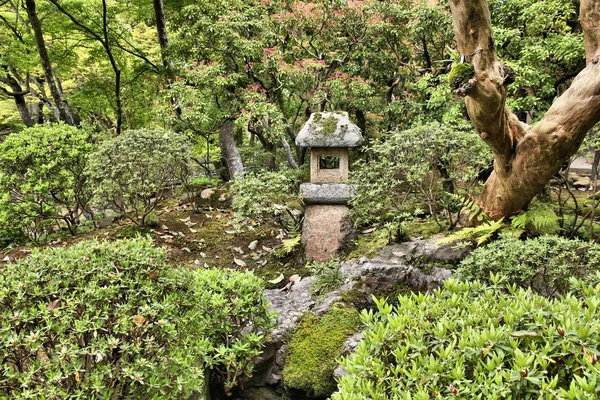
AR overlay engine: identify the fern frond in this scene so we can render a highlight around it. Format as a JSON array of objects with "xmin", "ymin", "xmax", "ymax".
[{"xmin": 436, "ymin": 218, "xmax": 505, "ymax": 245}]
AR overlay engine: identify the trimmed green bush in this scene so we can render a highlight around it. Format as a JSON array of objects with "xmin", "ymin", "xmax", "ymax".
[
  {"xmin": 231, "ymin": 168, "xmax": 302, "ymax": 227},
  {"xmin": 457, "ymin": 236, "xmax": 600, "ymax": 296},
  {"xmin": 87, "ymin": 129, "xmax": 192, "ymax": 225},
  {"xmin": 0, "ymin": 123, "xmax": 95, "ymax": 240},
  {"xmin": 333, "ymin": 277, "xmax": 600, "ymax": 400},
  {"xmin": 283, "ymin": 305, "xmax": 360, "ymax": 397},
  {"xmin": 0, "ymin": 237, "xmax": 271, "ymax": 398},
  {"xmin": 349, "ymin": 122, "xmax": 491, "ymax": 228}
]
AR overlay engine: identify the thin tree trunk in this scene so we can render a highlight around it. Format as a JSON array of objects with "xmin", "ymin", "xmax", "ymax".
[
  {"xmin": 281, "ymin": 137, "xmax": 299, "ymax": 169},
  {"xmin": 47, "ymin": 0, "xmax": 122, "ymax": 134},
  {"xmin": 448, "ymin": 0, "xmax": 600, "ymax": 218},
  {"xmin": 152, "ymin": 0, "xmax": 181, "ymax": 115},
  {"xmin": 25, "ymin": 0, "xmax": 76, "ymax": 126},
  {"xmin": 0, "ymin": 74, "xmax": 34, "ymax": 126},
  {"xmin": 219, "ymin": 120, "xmax": 244, "ymax": 180}
]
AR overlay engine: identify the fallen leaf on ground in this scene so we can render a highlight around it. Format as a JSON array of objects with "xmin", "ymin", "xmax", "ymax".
[
  {"xmin": 268, "ymin": 274, "xmax": 284, "ymax": 284},
  {"xmin": 248, "ymin": 240, "xmax": 258, "ymax": 250},
  {"xmin": 234, "ymin": 258, "xmax": 246, "ymax": 267}
]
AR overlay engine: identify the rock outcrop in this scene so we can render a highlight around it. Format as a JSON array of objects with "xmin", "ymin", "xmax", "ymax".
[{"xmin": 248, "ymin": 238, "xmax": 471, "ymax": 396}]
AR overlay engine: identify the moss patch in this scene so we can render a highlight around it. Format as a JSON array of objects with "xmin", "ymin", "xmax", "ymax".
[
  {"xmin": 403, "ymin": 217, "xmax": 445, "ymax": 239},
  {"xmin": 283, "ymin": 305, "xmax": 360, "ymax": 397},
  {"xmin": 320, "ymin": 116, "xmax": 339, "ymax": 135},
  {"xmin": 448, "ymin": 63, "xmax": 475, "ymax": 89},
  {"xmin": 345, "ymin": 229, "xmax": 390, "ymax": 260}
]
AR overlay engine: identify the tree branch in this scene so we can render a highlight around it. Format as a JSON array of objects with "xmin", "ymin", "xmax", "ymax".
[{"xmin": 581, "ymin": 0, "xmax": 600, "ymax": 63}]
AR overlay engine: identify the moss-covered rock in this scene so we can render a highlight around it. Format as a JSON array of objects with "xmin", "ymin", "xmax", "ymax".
[
  {"xmin": 282, "ymin": 305, "xmax": 360, "ymax": 397},
  {"xmin": 448, "ymin": 62, "xmax": 475, "ymax": 89}
]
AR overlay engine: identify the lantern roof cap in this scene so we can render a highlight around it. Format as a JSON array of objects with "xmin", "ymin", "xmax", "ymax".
[{"xmin": 295, "ymin": 112, "xmax": 363, "ymax": 148}]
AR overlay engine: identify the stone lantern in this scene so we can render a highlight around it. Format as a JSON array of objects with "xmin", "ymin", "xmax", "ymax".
[{"xmin": 296, "ymin": 112, "xmax": 363, "ymax": 261}]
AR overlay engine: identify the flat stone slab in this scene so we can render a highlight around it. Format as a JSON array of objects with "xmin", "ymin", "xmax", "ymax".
[
  {"xmin": 300, "ymin": 183, "xmax": 355, "ymax": 204},
  {"xmin": 296, "ymin": 112, "xmax": 363, "ymax": 148}
]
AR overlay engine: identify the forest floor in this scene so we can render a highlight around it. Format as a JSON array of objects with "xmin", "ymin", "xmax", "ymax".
[{"xmin": 0, "ymin": 198, "xmax": 310, "ymax": 290}]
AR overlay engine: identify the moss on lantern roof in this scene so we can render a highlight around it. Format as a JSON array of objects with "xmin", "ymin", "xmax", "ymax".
[{"xmin": 295, "ymin": 112, "xmax": 363, "ymax": 148}]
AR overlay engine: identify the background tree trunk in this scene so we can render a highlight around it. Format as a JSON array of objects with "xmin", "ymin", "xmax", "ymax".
[
  {"xmin": 25, "ymin": 0, "xmax": 76, "ymax": 126},
  {"xmin": 152, "ymin": 0, "xmax": 181, "ymax": 116},
  {"xmin": 0, "ymin": 74, "xmax": 34, "ymax": 127},
  {"xmin": 219, "ymin": 120, "xmax": 244, "ymax": 180},
  {"xmin": 448, "ymin": 0, "xmax": 600, "ymax": 218}
]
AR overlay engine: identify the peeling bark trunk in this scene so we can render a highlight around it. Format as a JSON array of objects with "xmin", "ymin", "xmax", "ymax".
[
  {"xmin": 25, "ymin": 0, "xmax": 76, "ymax": 126},
  {"xmin": 219, "ymin": 120, "xmax": 244, "ymax": 180},
  {"xmin": 448, "ymin": 0, "xmax": 600, "ymax": 217}
]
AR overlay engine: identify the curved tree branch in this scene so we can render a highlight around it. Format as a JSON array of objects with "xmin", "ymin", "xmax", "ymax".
[{"xmin": 449, "ymin": 0, "xmax": 600, "ymax": 217}]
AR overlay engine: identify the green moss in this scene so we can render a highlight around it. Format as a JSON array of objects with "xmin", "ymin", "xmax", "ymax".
[
  {"xmin": 320, "ymin": 116, "xmax": 339, "ymax": 135},
  {"xmin": 345, "ymin": 229, "xmax": 390, "ymax": 260},
  {"xmin": 448, "ymin": 63, "xmax": 475, "ymax": 89},
  {"xmin": 283, "ymin": 305, "xmax": 360, "ymax": 397},
  {"xmin": 313, "ymin": 113, "xmax": 323, "ymax": 123},
  {"xmin": 403, "ymin": 218, "xmax": 446, "ymax": 239}
]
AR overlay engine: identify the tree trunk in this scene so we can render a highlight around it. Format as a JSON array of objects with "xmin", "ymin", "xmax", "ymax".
[
  {"xmin": 25, "ymin": 0, "xmax": 76, "ymax": 126},
  {"xmin": 218, "ymin": 120, "xmax": 244, "ymax": 179},
  {"xmin": 152, "ymin": 0, "xmax": 181, "ymax": 115},
  {"xmin": 281, "ymin": 137, "xmax": 299, "ymax": 169},
  {"xmin": 0, "ymin": 74, "xmax": 34, "ymax": 127},
  {"xmin": 448, "ymin": 0, "xmax": 600, "ymax": 218}
]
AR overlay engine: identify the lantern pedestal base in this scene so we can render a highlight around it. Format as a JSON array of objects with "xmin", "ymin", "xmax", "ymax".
[{"xmin": 302, "ymin": 205, "xmax": 355, "ymax": 262}]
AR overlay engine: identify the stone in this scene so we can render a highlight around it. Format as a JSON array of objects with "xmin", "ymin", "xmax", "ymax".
[
  {"xmin": 250, "ymin": 238, "xmax": 470, "ymax": 391},
  {"xmin": 295, "ymin": 112, "xmax": 363, "ymax": 148},
  {"xmin": 573, "ymin": 176, "xmax": 591, "ymax": 187},
  {"xmin": 300, "ymin": 183, "xmax": 356, "ymax": 205},
  {"xmin": 218, "ymin": 193, "xmax": 228, "ymax": 202},
  {"xmin": 309, "ymin": 147, "xmax": 349, "ymax": 183},
  {"xmin": 200, "ymin": 188, "xmax": 215, "ymax": 200},
  {"xmin": 98, "ymin": 215, "xmax": 115, "ymax": 229},
  {"xmin": 302, "ymin": 205, "xmax": 355, "ymax": 262},
  {"xmin": 179, "ymin": 191, "xmax": 198, "ymax": 205}
]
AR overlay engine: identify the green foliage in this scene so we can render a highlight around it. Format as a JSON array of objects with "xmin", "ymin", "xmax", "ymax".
[
  {"xmin": 231, "ymin": 168, "xmax": 302, "ymax": 227},
  {"xmin": 310, "ymin": 259, "xmax": 343, "ymax": 297},
  {"xmin": 334, "ymin": 277, "xmax": 600, "ymax": 399},
  {"xmin": 283, "ymin": 305, "xmax": 360, "ymax": 397},
  {"xmin": 437, "ymin": 218, "xmax": 506, "ymax": 245},
  {"xmin": 193, "ymin": 268, "xmax": 273, "ymax": 393},
  {"xmin": 0, "ymin": 237, "xmax": 271, "ymax": 398},
  {"xmin": 0, "ymin": 124, "xmax": 95, "ymax": 240},
  {"xmin": 350, "ymin": 122, "xmax": 491, "ymax": 228},
  {"xmin": 511, "ymin": 203, "xmax": 561, "ymax": 235},
  {"xmin": 448, "ymin": 63, "xmax": 475, "ymax": 89},
  {"xmin": 87, "ymin": 129, "xmax": 191, "ymax": 225},
  {"xmin": 457, "ymin": 236, "xmax": 600, "ymax": 296}
]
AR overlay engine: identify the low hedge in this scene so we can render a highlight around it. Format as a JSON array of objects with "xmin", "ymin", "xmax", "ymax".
[
  {"xmin": 0, "ymin": 237, "xmax": 271, "ymax": 398},
  {"xmin": 333, "ymin": 277, "xmax": 600, "ymax": 399},
  {"xmin": 457, "ymin": 236, "xmax": 600, "ymax": 296}
]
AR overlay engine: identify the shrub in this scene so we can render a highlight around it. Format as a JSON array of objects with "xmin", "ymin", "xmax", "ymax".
[
  {"xmin": 231, "ymin": 168, "xmax": 302, "ymax": 228},
  {"xmin": 0, "ymin": 123, "xmax": 95, "ymax": 240},
  {"xmin": 333, "ymin": 277, "xmax": 600, "ymax": 400},
  {"xmin": 457, "ymin": 236, "xmax": 600, "ymax": 296},
  {"xmin": 349, "ymin": 122, "xmax": 491, "ymax": 228},
  {"xmin": 0, "ymin": 237, "xmax": 272, "ymax": 398},
  {"xmin": 87, "ymin": 129, "xmax": 192, "ymax": 225},
  {"xmin": 283, "ymin": 306, "xmax": 360, "ymax": 397}
]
